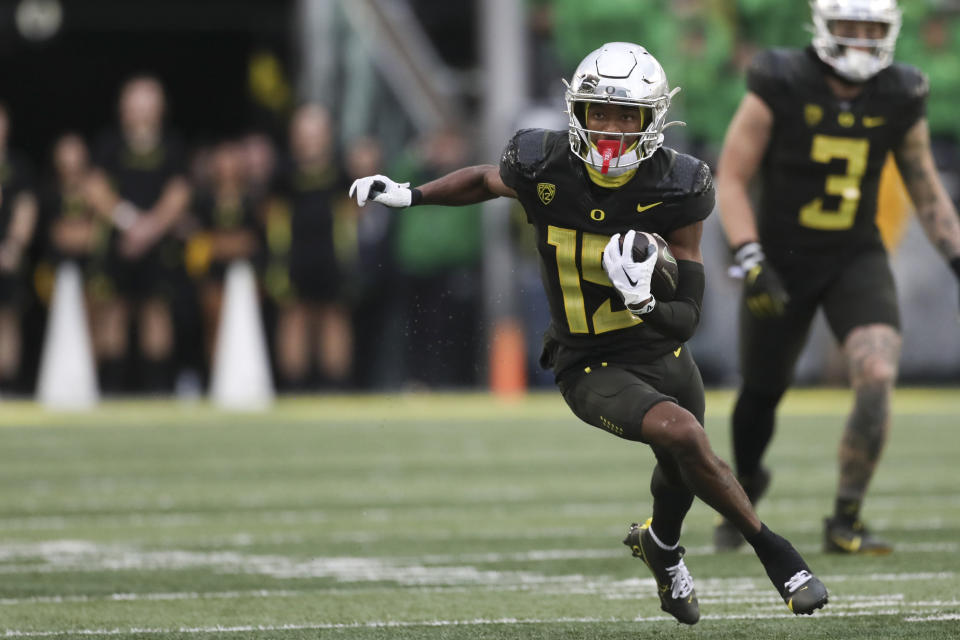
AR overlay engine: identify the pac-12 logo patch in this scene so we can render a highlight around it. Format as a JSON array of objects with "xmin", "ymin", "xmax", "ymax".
[{"xmin": 537, "ymin": 182, "xmax": 556, "ymax": 205}]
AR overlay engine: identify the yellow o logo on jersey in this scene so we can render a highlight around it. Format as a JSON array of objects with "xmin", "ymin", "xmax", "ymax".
[
  {"xmin": 590, "ymin": 208, "xmax": 605, "ymax": 221},
  {"xmin": 838, "ymin": 112, "xmax": 856, "ymax": 128}
]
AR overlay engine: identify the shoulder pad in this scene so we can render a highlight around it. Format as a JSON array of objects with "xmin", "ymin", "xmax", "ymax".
[
  {"xmin": 655, "ymin": 150, "xmax": 715, "ymax": 227},
  {"xmin": 500, "ymin": 128, "xmax": 567, "ymax": 181},
  {"xmin": 659, "ymin": 151, "xmax": 713, "ymax": 197},
  {"xmin": 875, "ymin": 62, "xmax": 930, "ymax": 101},
  {"xmin": 747, "ymin": 48, "xmax": 823, "ymax": 102},
  {"xmin": 748, "ymin": 49, "xmax": 813, "ymax": 86}
]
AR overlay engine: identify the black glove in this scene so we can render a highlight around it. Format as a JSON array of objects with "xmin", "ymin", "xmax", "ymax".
[{"xmin": 734, "ymin": 242, "xmax": 790, "ymax": 318}]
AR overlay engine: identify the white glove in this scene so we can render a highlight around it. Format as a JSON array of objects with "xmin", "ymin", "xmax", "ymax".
[
  {"xmin": 603, "ymin": 230, "xmax": 658, "ymax": 315},
  {"xmin": 349, "ymin": 174, "xmax": 413, "ymax": 208}
]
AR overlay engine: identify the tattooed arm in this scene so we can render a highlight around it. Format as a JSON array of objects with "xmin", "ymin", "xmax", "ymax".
[{"xmin": 893, "ymin": 118, "xmax": 960, "ymax": 264}]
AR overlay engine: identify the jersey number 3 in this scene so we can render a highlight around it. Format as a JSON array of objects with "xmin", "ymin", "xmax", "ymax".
[
  {"xmin": 799, "ymin": 134, "xmax": 870, "ymax": 230},
  {"xmin": 547, "ymin": 226, "xmax": 640, "ymax": 334}
]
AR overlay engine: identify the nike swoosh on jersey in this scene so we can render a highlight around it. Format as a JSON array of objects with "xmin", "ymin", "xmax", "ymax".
[
  {"xmin": 622, "ymin": 266, "xmax": 639, "ymax": 287},
  {"xmin": 637, "ymin": 201, "xmax": 663, "ymax": 213},
  {"xmin": 863, "ymin": 116, "xmax": 885, "ymax": 128}
]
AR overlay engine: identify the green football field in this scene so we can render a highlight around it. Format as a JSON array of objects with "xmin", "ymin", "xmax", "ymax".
[{"xmin": 0, "ymin": 388, "xmax": 957, "ymax": 639}]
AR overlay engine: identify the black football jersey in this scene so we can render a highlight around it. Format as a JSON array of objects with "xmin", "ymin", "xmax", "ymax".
[
  {"xmin": 749, "ymin": 47, "xmax": 928, "ymax": 255},
  {"xmin": 500, "ymin": 128, "xmax": 714, "ymax": 373},
  {"xmin": 271, "ymin": 159, "xmax": 347, "ymax": 272},
  {"xmin": 192, "ymin": 191, "xmax": 259, "ymax": 233},
  {"xmin": 39, "ymin": 186, "xmax": 105, "ymax": 264},
  {"xmin": 93, "ymin": 129, "xmax": 187, "ymax": 209}
]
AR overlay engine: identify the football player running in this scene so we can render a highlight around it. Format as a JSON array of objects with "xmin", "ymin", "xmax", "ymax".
[
  {"xmin": 352, "ymin": 42, "xmax": 828, "ymax": 623},
  {"xmin": 714, "ymin": 0, "xmax": 960, "ymax": 554}
]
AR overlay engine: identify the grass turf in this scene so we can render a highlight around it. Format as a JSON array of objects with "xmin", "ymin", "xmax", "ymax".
[{"xmin": 0, "ymin": 388, "xmax": 957, "ymax": 639}]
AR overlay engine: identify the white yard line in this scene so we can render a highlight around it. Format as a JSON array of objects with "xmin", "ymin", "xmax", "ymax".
[
  {"xmin": 0, "ymin": 535, "xmax": 960, "ymax": 574},
  {"xmin": 6, "ymin": 589, "xmax": 952, "ymax": 609},
  {"xmin": 1, "ymin": 499, "xmax": 958, "ymax": 533},
  {"xmin": 412, "ymin": 541, "xmax": 959, "ymax": 563},
  {"xmin": 332, "ymin": 515, "xmax": 956, "ymax": 540},
  {"xmin": 0, "ymin": 541, "xmax": 955, "ymax": 590},
  {"xmin": 3, "ymin": 608, "xmax": 960, "ymax": 637},
  {"xmin": 0, "ymin": 510, "xmax": 330, "ymax": 532},
  {"xmin": 904, "ymin": 614, "xmax": 960, "ymax": 622},
  {"xmin": 0, "ymin": 590, "xmax": 302, "ymax": 606}
]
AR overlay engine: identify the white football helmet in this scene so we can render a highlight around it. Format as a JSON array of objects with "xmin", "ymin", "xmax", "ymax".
[
  {"xmin": 564, "ymin": 42, "xmax": 682, "ymax": 175},
  {"xmin": 810, "ymin": 0, "xmax": 901, "ymax": 82}
]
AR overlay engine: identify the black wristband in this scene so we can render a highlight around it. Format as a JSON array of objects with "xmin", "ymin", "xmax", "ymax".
[
  {"xmin": 950, "ymin": 256, "xmax": 960, "ymax": 281},
  {"xmin": 410, "ymin": 188, "xmax": 423, "ymax": 206}
]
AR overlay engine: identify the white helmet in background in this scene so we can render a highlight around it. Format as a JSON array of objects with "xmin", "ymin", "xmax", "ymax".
[
  {"xmin": 564, "ymin": 42, "xmax": 682, "ymax": 176},
  {"xmin": 810, "ymin": 0, "xmax": 901, "ymax": 82}
]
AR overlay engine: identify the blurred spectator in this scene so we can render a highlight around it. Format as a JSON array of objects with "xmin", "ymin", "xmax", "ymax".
[
  {"xmin": 38, "ymin": 134, "xmax": 128, "ymax": 381},
  {"xmin": 668, "ymin": 3, "xmax": 741, "ymax": 166},
  {"xmin": 898, "ymin": 8, "xmax": 960, "ymax": 203},
  {"xmin": 38, "ymin": 133, "xmax": 102, "ymax": 316},
  {"xmin": 0, "ymin": 103, "xmax": 38, "ymax": 392},
  {"xmin": 735, "ymin": 0, "xmax": 810, "ymax": 50},
  {"xmin": 241, "ymin": 131, "xmax": 279, "ymax": 205},
  {"xmin": 43, "ymin": 134, "xmax": 101, "ymax": 269},
  {"xmin": 344, "ymin": 137, "xmax": 400, "ymax": 389},
  {"xmin": 535, "ymin": 0, "xmax": 741, "ymax": 158},
  {"xmin": 83, "ymin": 76, "xmax": 191, "ymax": 393},
  {"xmin": 186, "ymin": 141, "xmax": 262, "ymax": 365},
  {"xmin": 389, "ymin": 127, "xmax": 483, "ymax": 388},
  {"xmin": 266, "ymin": 104, "xmax": 353, "ymax": 390},
  {"xmin": 546, "ymin": 0, "xmax": 677, "ymax": 75}
]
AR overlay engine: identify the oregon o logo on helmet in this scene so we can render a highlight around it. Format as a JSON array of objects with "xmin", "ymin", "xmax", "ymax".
[{"xmin": 590, "ymin": 208, "xmax": 605, "ymax": 221}]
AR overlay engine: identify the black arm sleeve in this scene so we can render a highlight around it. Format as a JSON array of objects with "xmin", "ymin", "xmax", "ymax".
[{"xmin": 641, "ymin": 260, "xmax": 705, "ymax": 342}]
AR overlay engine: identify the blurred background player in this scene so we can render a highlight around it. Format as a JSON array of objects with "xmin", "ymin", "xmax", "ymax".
[
  {"xmin": 83, "ymin": 76, "xmax": 191, "ymax": 394},
  {"xmin": 240, "ymin": 131, "xmax": 279, "ymax": 206},
  {"xmin": 186, "ymin": 140, "xmax": 262, "ymax": 368},
  {"xmin": 0, "ymin": 103, "xmax": 38, "ymax": 393},
  {"xmin": 38, "ymin": 134, "xmax": 108, "ymax": 360},
  {"xmin": 42, "ymin": 135, "xmax": 100, "ymax": 270},
  {"xmin": 351, "ymin": 42, "xmax": 829, "ymax": 623},
  {"xmin": 389, "ymin": 127, "xmax": 483, "ymax": 388},
  {"xmin": 343, "ymin": 136, "xmax": 400, "ymax": 390},
  {"xmin": 267, "ymin": 104, "xmax": 353, "ymax": 391},
  {"xmin": 714, "ymin": 0, "xmax": 960, "ymax": 554}
]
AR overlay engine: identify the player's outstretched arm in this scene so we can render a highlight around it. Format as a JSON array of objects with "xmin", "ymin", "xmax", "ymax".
[
  {"xmin": 350, "ymin": 164, "xmax": 517, "ymax": 209},
  {"xmin": 893, "ymin": 118, "xmax": 960, "ymax": 290}
]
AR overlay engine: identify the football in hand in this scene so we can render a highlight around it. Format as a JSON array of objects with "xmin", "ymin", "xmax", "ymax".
[{"xmin": 619, "ymin": 231, "xmax": 679, "ymax": 301}]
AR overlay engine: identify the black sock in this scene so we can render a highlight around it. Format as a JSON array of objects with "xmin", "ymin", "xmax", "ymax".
[
  {"xmin": 834, "ymin": 497, "xmax": 861, "ymax": 523},
  {"xmin": 746, "ymin": 523, "xmax": 810, "ymax": 595},
  {"xmin": 745, "ymin": 523, "xmax": 781, "ymax": 560},
  {"xmin": 732, "ymin": 388, "xmax": 783, "ymax": 477},
  {"xmin": 649, "ymin": 464, "xmax": 693, "ymax": 547}
]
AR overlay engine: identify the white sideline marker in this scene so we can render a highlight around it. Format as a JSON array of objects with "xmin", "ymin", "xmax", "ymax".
[
  {"xmin": 36, "ymin": 262, "xmax": 98, "ymax": 410},
  {"xmin": 210, "ymin": 260, "xmax": 274, "ymax": 411}
]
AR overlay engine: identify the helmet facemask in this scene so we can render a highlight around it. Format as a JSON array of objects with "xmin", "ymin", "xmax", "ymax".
[
  {"xmin": 810, "ymin": 0, "xmax": 901, "ymax": 82},
  {"xmin": 564, "ymin": 42, "xmax": 683, "ymax": 176}
]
